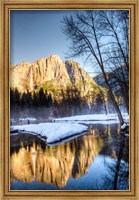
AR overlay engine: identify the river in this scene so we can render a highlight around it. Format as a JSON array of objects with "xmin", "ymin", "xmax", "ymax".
[{"xmin": 10, "ymin": 123, "xmax": 129, "ymax": 190}]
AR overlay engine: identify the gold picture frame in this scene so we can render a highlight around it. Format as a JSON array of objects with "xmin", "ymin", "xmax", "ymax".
[{"xmin": 0, "ymin": 0, "xmax": 139, "ymax": 199}]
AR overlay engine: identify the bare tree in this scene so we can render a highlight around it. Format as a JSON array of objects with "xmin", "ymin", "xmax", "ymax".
[
  {"xmin": 62, "ymin": 10, "xmax": 128, "ymax": 125},
  {"xmin": 99, "ymin": 10, "xmax": 129, "ymax": 113}
]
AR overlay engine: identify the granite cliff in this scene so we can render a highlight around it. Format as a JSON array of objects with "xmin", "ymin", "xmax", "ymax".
[
  {"xmin": 10, "ymin": 55, "xmax": 107, "ymax": 106},
  {"xmin": 11, "ymin": 55, "xmax": 98, "ymax": 92}
]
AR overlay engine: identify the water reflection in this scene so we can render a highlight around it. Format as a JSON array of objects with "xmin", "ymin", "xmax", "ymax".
[
  {"xmin": 10, "ymin": 134, "xmax": 104, "ymax": 188},
  {"xmin": 10, "ymin": 124, "xmax": 129, "ymax": 190}
]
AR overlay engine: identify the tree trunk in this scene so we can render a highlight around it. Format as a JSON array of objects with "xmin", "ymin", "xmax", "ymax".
[
  {"xmin": 101, "ymin": 69, "xmax": 124, "ymax": 125},
  {"xmin": 113, "ymin": 135, "xmax": 125, "ymax": 189},
  {"xmin": 92, "ymin": 24, "xmax": 124, "ymax": 125},
  {"xmin": 98, "ymin": 87, "xmax": 108, "ymax": 115},
  {"xmin": 120, "ymin": 83, "xmax": 129, "ymax": 113}
]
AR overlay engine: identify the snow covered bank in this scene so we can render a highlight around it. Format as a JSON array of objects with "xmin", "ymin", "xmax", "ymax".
[
  {"xmin": 11, "ymin": 123, "xmax": 88, "ymax": 144},
  {"xmin": 19, "ymin": 117, "xmax": 36, "ymax": 121},
  {"xmin": 55, "ymin": 113, "xmax": 129, "ymax": 124},
  {"xmin": 11, "ymin": 117, "xmax": 36, "ymax": 122}
]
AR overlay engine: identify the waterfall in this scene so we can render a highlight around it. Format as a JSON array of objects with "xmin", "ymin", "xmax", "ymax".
[{"xmin": 30, "ymin": 67, "xmax": 33, "ymax": 91}]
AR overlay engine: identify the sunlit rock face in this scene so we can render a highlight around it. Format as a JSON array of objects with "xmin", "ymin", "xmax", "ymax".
[
  {"xmin": 10, "ymin": 55, "xmax": 102, "ymax": 96},
  {"xmin": 10, "ymin": 55, "xmax": 71, "ymax": 92},
  {"xmin": 10, "ymin": 134, "xmax": 104, "ymax": 188},
  {"xmin": 10, "ymin": 62, "xmax": 32, "ymax": 92},
  {"xmin": 65, "ymin": 60, "xmax": 97, "ymax": 92}
]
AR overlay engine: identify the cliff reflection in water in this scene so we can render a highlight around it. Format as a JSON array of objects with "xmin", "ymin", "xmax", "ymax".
[{"xmin": 10, "ymin": 134, "xmax": 104, "ymax": 188}]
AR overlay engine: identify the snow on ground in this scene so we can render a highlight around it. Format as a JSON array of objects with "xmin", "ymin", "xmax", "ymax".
[
  {"xmin": 55, "ymin": 113, "xmax": 129, "ymax": 124},
  {"xmin": 19, "ymin": 117, "xmax": 36, "ymax": 121},
  {"xmin": 11, "ymin": 123, "xmax": 88, "ymax": 144},
  {"xmin": 67, "ymin": 120, "xmax": 120, "ymax": 125},
  {"xmin": 11, "ymin": 113, "xmax": 129, "ymax": 144},
  {"xmin": 10, "ymin": 118, "xmax": 36, "ymax": 124},
  {"xmin": 121, "ymin": 122, "xmax": 128, "ymax": 130}
]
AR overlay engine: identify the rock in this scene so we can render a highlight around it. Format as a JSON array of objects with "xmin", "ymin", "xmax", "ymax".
[
  {"xmin": 10, "ymin": 54, "xmax": 107, "ymax": 105},
  {"xmin": 94, "ymin": 66, "xmax": 128, "ymax": 97}
]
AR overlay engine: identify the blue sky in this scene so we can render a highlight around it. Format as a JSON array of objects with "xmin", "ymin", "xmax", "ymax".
[
  {"xmin": 10, "ymin": 10, "xmax": 96, "ymax": 75},
  {"xmin": 10, "ymin": 10, "xmax": 129, "ymax": 77},
  {"xmin": 10, "ymin": 10, "xmax": 70, "ymax": 64}
]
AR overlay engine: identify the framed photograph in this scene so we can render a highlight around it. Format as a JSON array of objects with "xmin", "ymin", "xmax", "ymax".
[{"xmin": 0, "ymin": 0, "xmax": 139, "ymax": 199}]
